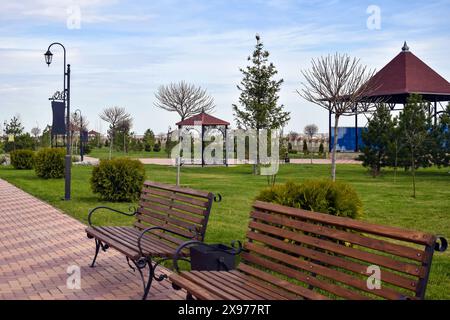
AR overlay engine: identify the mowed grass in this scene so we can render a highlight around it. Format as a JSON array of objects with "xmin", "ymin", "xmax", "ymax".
[
  {"xmin": 0, "ymin": 164, "xmax": 449, "ymax": 299},
  {"xmin": 88, "ymin": 147, "xmax": 168, "ymax": 160}
]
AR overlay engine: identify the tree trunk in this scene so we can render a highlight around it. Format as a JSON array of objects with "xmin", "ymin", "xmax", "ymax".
[
  {"xmin": 331, "ymin": 116, "xmax": 339, "ymax": 181},
  {"xmin": 411, "ymin": 149, "xmax": 416, "ymax": 198},
  {"xmin": 394, "ymin": 142, "xmax": 398, "ymax": 184},
  {"xmin": 109, "ymin": 129, "xmax": 113, "ymax": 160},
  {"xmin": 254, "ymin": 128, "xmax": 260, "ymax": 175},
  {"xmin": 310, "ymin": 140, "xmax": 313, "ymax": 164}
]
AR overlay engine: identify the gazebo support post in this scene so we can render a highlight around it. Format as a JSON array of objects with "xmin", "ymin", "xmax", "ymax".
[
  {"xmin": 355, "ymin": 108, "xmax": 358, "ymax": 152},
  {"xmin": 201, "ymin": 124, "xmax": 205, "ymax": 167},
  {"xmin": 328, "ymin": 108, "xmax": 332, "ymax": 153},
  {"xmin": 225, "ymin": 125, "xmax": 228, "ymax": 167},
  {"xmin": 434, "ymin": 100, "xmax": 438, "ymax": 126}
]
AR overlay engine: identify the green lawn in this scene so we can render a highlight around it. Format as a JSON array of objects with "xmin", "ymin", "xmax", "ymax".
[
  {"xmin": 87, "ymin": 147, "xmax": 326, "ymax": 160},
  {"xmin": 0, "ymin": 164, "xmax": 449, "ymax": 299},
  {"xmin": 88, "ymin": 147, "xmax": 168, "ymax": 159}
]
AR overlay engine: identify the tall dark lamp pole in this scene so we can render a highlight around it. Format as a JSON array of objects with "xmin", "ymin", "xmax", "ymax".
[
  {"xmin": 44, "ymin": 42, "xmax": 72, "ymax": 201},
  {"xmin": 75, "ymin": 109, "xmax": 84, "ymax": 162}
]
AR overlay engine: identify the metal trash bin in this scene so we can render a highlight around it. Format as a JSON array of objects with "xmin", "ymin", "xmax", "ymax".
[{"xmin": 189, "ymin": 244, "xmax": 237, "ymax": 271}]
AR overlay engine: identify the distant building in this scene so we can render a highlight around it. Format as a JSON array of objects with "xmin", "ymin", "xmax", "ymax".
[{"xmin": 287, "ymin": 133, "xmax": 329, "ymax": 153}]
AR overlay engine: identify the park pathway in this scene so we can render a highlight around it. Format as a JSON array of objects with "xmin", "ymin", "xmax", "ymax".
[
  {"xmin": 83, "ymin": 156, "xmax": 361, "ymax": 166},
  {"xmin": 0, "ymin": 178, "xmax": 184, "ymax": 300}
]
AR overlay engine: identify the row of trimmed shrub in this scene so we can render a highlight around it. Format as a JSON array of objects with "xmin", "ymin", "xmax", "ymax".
[{"xmin": 10, "ymin": 148, "xmax": 66, "ymax": 179}]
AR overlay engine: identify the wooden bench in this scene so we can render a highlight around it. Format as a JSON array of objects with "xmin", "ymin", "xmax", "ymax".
[
  {"xmin": 170, "ymin": 200, "xmax": 447, "ymax": 300},
  {"xmin": 86, "ymin": 181, "xmax": 216, "ymax": 300}
]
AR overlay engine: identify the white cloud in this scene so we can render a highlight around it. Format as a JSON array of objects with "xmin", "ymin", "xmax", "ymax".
[{"xmin": 1, "ymin": 1, "xmax": 449, "ymax": 135}]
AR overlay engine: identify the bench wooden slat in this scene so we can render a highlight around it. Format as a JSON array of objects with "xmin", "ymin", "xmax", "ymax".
[
  {"xmin": 190, "ymin": 271, "xmax": 262, "ymax": 300},
  {"xmin": 135, "ymin": 213, "xmax": 197, "ymax": 239},
  {"xmin": 242, "ymin": 250, "xmax": 367, "ymax": 300},
  {"xmin": 214, "ymin": 271, "xmax": 286, "ymax": 300},
  {"xmin": 170, "ymin": 273, "xmax": 222, "ymax": 300},
  {"xmin": 107, "ymin": 227, "xmax": 178, "ymax": 254},
  {"xmin": 142, "ymin": 187, "xmax": 210, "ymax": 208},
  {"xmin": 94, "ymin": 227, "xmax": 175, "ymax": 257},
  {"xmin": 248, "ymin": 220, "xmax": 424, "ymax": 277},
  {"xmin": 227, "ymin": 271, "xmax": 295, "ymax": 300},
  {"xmin": 141, "ymin": 194, "xmax": 208, "ymax": 216},
  {"xmin": 138, "ymin": 202, "xmax": 205, "ymax": 224},
  {"xmin": 180, "ymin": 272, "xmax": 240, "ymax": 300},
  {"xmin": 243, "ymin": 245, "xmax": 406, "ymax": 300},
  {"xmin": 253, "ymin": 201, "xmax": 436, "ymax": 246},
  {"xmin": 86, "ymin": 227, "xmax": 139, "ymax": 258},
  {"xmin": 237, "ymin": 263, "xmax": 330, "ymax": 300},
  {"xmin": 144, "ymin": 181, "xmax": 212, "ymax": 199},
  {"xmin": 251, "ymin": 210, "xmax": 427, "ymax": 262},
  {"xmin": 247, "ymin": 230, "xmax": 418, "ymax": 292},
  {"xmin": 134, "ymin": 221, "xmax": 186, "ymax": 246},
  {"xmin": 136, "ymin": 208, "xmax": 200, "ymax": 232}
]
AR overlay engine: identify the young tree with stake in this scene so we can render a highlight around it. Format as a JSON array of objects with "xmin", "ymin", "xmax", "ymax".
[
  {"xmin": 299, "ymin": 53, "xmax": 376, "ymax": 181},
  {"xmin": 233, "ymin": 34, "xmax": 290, "ymax": 174}
]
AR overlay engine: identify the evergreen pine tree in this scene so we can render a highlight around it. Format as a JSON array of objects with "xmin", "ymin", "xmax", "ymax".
[
  {"xmin": 303, "ymin": 140, "xmax": 308, "ymax": 155},
  {"xmin": 233, "ymin": 34, "xmax": 290, "ymax": 173},
  {"xmin": 397, "ymin": 94, "xmax": 429, "ymax": 198},
  {"xmin": 143, "ymin": 129, "xmax": 155, "ymax": 152},
  {"xmin": 319, "ymin": 142, "xmax": 325, "ymax": 155},
  {"xmin": 360, "ymin": 104, "xmax": 396, "ymax": 177}
]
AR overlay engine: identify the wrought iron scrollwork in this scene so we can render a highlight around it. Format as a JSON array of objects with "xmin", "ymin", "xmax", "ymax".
[
  {"xmin": 435, "ymin": 236, "xmax": 448, "ymax": 252},
  {"xmin": 87, "ymin": 206, "xmax": 138, "ymax": 226},
  {"xmin": 214, "ymin": 193, "xmax": 222, "ymax": 203},
  {"xmin": 49, "ymin": 90, "xmax": 67, "ymax": 101}
]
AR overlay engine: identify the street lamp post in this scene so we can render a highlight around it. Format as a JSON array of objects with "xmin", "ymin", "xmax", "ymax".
[
  {"xmin": 44, "ymin": 42, "xmax": 72, "ymax": 201},
  {"xmin": 75, "ymin": 109, "xmax": 84, "ymax": 162}
]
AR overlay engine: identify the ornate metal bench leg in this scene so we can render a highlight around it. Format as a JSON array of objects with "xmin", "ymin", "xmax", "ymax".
[
  {"xmin": 90, "ymin": 239, "xmax": 101, "ymax": 268},
  {"xmin": 138, "ymin": 258, "xmax": 169, "ymax": 300},
  {"xmin": 142, "ymin": 262, "xmax": 154, "ymax": 300}
]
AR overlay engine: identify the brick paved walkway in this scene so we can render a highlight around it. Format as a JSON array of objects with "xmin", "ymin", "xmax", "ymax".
[{"xmin": 0, "ymin": 179, "xmax": 184, "ymax": 300}]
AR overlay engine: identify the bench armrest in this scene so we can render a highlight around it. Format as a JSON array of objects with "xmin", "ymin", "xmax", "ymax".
[
  {"xmin": 172, "ymin": 240, "xmax": 243, "ymax": 273},
  {"xmin": 435, "ymin": 236, "xmax": 448, "ymax": 252},
  {"xmin": 136, "ymin": 226, "xmax": 198, "ymax": 260},
  {"xmin": 88, "ymin": 206, "xmax": 138, "ymax": 227}
]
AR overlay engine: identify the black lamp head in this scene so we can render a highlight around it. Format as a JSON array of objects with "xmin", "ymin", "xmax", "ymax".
[{"xmin": 44, "ymin": 49, "xmax": 53, "ymax": 66}]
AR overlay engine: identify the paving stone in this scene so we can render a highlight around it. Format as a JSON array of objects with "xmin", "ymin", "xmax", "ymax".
[{"xmin": 0, "ymin": 179, "xmax": 184, "ymax": 300}]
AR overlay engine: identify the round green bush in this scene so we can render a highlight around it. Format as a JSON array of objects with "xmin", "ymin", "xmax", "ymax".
[
  {"xmin": 256, "ymin": 179, "xmax": 362, "ymax": 219},
  {"xmin": 91, "ymin": 158, "xmax": 145, "ymax": 202},
  {"xmin": 10, "ymin": 150, "xmax": 35, "ymax": 169},
  {"xmin": 35, "ymin": 148, "xmax": 66, "ymax": 179},
  {"xmin": 153, "ymin": 142, "xmax": 161, "ymax": 152}
]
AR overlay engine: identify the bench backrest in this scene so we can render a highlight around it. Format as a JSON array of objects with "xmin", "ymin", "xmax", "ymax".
[
  {"xmin": 134, "ymin": 181, "xmax": 214, "ymax": 246},
  {"xmin": 239, "ymin": 200, "xmax": 439, "ymax": 300}
]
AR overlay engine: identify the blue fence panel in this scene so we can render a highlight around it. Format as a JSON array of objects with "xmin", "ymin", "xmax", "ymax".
[{"xmin": 330, "ymin": 127, "xmax": 365, "ymax": 152}]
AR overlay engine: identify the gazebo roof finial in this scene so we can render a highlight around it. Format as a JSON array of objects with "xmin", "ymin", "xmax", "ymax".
[{"xmin": 402, "ymin": 41, "xmax": 410, "ymax": 52}]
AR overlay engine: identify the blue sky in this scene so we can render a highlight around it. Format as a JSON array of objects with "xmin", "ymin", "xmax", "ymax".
[{"xmin": 1, "ymin": 0, "xmax": 450, "ymax": 135}]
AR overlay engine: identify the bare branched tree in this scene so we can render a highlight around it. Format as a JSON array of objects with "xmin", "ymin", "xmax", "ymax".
[
  {"xmin": 31, "ymin": 126, "xmax": 41, "ymax": 148},
  {"xmin": 100, "ymin": 106, "xmax": 131, "ymax": 159},
  {"xmin": 117, "ymin": 117, "xmax": 133, "ymax": 154},
  {"xmin": 70, "ymin": 113, "xmax": 90, "ymax": 155},
  {"xmin": 154, "ymin": 81, "xmax": 215, "ymax": 121},
  {"xmin": 298, "ymin": 53, "xmax": 376, "ymax": 181},
  {"xmin": 304, "ymin": 124, "xmax": 319, "ymax": 164},
  {"xmin": 31, "ymin": 126, "xmax": 41, "ymax": 138}
]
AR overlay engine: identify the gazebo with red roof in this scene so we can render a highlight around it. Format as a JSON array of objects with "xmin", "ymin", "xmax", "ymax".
[
  {"xmin": 362, "ymin": 42, "xmax": 450, "ymax": 114},
  {"xmin": 176, "ymin": 112, "xmax": 230, "ymax": 167},
  {"xmin": 328, "ymin": 42, "xmax": 450, "ymax": 152}
]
